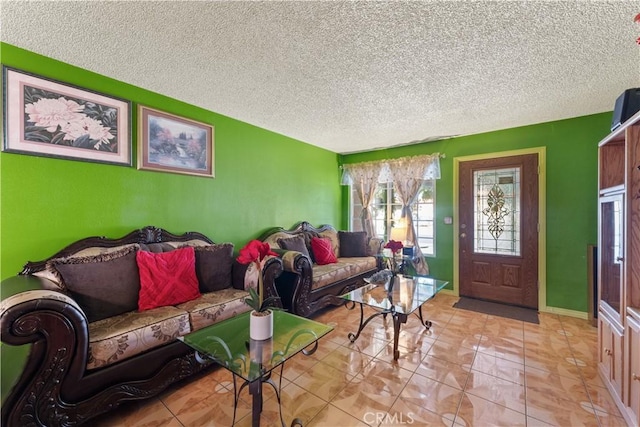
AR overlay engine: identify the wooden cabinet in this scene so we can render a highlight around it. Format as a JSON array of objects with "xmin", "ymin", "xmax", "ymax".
[
  {"xmin": 599, "ymin": 313, "xmax": 625, "ymax": 400},
  {"xmin": 626, "ymin": 311, "xmax": 640, "ymax": 426},
  {"xmin": 598, "ymin": 110, "xmax": 640, "ymax": 427}
]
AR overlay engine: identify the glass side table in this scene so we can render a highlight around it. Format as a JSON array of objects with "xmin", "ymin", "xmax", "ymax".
[
  {"xmin": 340, "ymin": 274, "xmax": 448, "ymax": 360},
  {"xmin": 179, "ymin": 310, "xmax": 333, "ymax": 427}
]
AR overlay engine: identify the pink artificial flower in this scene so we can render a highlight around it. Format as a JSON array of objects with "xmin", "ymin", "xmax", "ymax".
[{"xmin": 634, "ymin": 12, "xmax": 640, "ymax": 24}]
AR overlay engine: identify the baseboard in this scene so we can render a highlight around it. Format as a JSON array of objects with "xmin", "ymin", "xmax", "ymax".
[
  {"xmin": 541, "ymin": 305, "xmax": 588, "ymax": 320},
  {"xmin": 439, "ymin": 289, "xmax": 457, "ymax": 296}
]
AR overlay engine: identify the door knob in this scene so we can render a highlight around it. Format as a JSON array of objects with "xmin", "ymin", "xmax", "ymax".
[
  {"xmin": 633, "ymin": 373, "xmax": 639, "ymax": 381},
  {"xmin": 460, "ymin": 233, "xmax": 467, "ymax": 238}
]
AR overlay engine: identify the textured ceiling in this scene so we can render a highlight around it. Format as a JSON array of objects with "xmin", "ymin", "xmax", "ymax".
[{"xmin": 1, "ymin": 1, "xmax": 639, "ymax": 154}]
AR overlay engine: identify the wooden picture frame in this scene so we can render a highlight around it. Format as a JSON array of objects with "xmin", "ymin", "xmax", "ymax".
[
  {"xmin": 2, "ymin": 66, "xmax": 131, "ymax": 166},
  {"xmin": 137, "ymin": 105, "xmax": 214, "ymax": 178}
]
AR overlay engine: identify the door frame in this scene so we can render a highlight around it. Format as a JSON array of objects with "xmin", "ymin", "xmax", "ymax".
[{"xmin": 452, "ymin": 147, "xmax": 547, "ymax": 312}]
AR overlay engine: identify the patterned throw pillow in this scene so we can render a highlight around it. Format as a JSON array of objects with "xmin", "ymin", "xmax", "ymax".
[
  {"xmin": 310, "ymin": 237, "xmax": 338, "ymax": 265},
  {"xmin": 136, "ymin": 246, "xmax": 200, "ymax": 311},
  {"xmin": 52, "ymin": 245, "xmax": 141, "ymax": 323},
  {"xmin": 338, "ymin": 231, "xmax": 369, "ymax": 257}
]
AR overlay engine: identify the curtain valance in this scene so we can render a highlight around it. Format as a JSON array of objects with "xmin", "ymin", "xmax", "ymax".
[{"xmin": 340, "ymin": 153, "xmax": 442, "ymax": 185}]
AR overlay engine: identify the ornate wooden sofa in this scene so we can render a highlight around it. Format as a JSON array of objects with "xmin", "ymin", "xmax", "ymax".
[
  {"xmin": 0, "ymin": 226, "xmax": 282, "ymax": 426},
  {"xmin": 260, "ymin": 221, "xmax": 382, "ymax": 317}
]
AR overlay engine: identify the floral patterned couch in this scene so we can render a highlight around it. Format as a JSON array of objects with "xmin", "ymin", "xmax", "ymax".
[
  {"xmin": 260, "ymin": 221, "xmax": 382, "ymax": 317},
  {"xmin": 0, "ymin": 226, "xmax": 282, "ymax": 427}
]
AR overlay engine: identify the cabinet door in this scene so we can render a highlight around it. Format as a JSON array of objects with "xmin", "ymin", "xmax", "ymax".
[
  {"xmin": 627, "ymin": 315, "xmax": 640, "ymax": 426},
  {"xmin": 599, "ymin": 313, "xmax": 624, "ymax": 400},
  {"xmin": 600, "ymin": 314, "xmax": 613, "ymax": 378},
  {"xmin": 599, "ymin": 194, "xmax": 625, "ymax": 323},
  {"xmin": 612, "ymin": 324, "xmax": 625, "ymax": 401}
]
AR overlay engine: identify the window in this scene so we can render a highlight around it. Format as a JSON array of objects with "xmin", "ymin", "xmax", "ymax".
[{"xmin": 350, "ymin": 180, "xmax": 435, "ymax": 256}]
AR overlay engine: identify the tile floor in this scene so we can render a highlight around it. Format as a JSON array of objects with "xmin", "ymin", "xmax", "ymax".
[{"xmin": 93, "ymin": 293, "xmax": 626, "ymax": 427}]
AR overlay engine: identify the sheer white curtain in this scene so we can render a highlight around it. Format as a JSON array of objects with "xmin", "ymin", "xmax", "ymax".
[
  {"xmin": 386, "ymin": 154, "xmax": 441, "ymax": 275},
  {"xmin": 341, "ymin": 161, "xmax": 385, "ymax": 238}
]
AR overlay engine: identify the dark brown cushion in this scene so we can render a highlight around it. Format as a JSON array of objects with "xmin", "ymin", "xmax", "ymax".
[
  {"xmin": 52, "ymin": 246, "xmax": 140, "ymax": 323},
  {"xmin": 193, "ymin": 243, "xmax": 234, "ymax": 292},
  {"xmin": 338, "ymin": 231, "xmax": 369, "ymax": 257},
  {"xmin": 278, "ymin": 235, "xmax": 311, "ymax": 260}
]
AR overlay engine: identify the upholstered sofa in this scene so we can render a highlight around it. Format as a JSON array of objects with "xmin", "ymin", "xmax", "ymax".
[
  {"xmin": 0, "ymin": 226, "xmax": 282, "ymax": 427},
  {"xmin": 260, "ymin": 221, "xmax": 382, "ymax": 317}
]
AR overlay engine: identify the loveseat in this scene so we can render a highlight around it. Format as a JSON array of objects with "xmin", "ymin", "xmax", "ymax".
[
  {"xmin": 260, "ymin": 221, "xmax": 382, "ymax": 317},
  {"xmin": 0, "ymin": 226, "xmax": 282, "ymax": 427}
]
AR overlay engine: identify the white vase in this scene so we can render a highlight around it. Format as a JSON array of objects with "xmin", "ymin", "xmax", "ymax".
[{"xmin": 249, "ymin": 310, "xmax": 273, "ymax": 340}]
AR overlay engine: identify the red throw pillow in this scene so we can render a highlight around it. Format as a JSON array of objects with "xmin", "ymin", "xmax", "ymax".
[
  {"xmin": 136, "ymin": 246, "xmax": 200, "ymax": 311},
  {"xmin": 311, "ymin": 237, "xmax": 338, "ymax": 265}
]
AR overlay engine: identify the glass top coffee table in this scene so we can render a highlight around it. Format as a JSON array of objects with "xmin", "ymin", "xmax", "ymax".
[
  {"xmin": 340, "ymin": 274, "xmax": 448, "ymax": 360},
  {"xmin": 179, "ymin": 310, "xmax": 333, "ymax": 427}
]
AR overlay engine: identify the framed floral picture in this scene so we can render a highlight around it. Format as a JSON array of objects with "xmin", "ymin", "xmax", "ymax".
[
  {"xmin": 137, "ymin": 105, "xmax": 214, "ymax": 178},
  {"xmin": 2, "ymin": 66, "xmax": 131, "ymax": 166}
]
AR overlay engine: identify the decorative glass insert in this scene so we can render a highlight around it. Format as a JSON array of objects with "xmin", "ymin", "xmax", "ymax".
[{"xmin": 473, "ymin": 167, "xmax": 521, "ymax": 256}]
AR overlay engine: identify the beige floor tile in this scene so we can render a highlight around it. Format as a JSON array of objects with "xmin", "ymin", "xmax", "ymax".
[
  {"xmin": 436, "ymin": 328, "xmax": 482, "ymax": 350},
  {"xmin": 525, "ymin": 361, "xmax": 584, "ymax": 385},
  {"xmin": 415, "ymin": 354, "xmax": 470, "ymax": 390},
  {"xmin": 398, "ymin": 374, "xmax": 464, "ymax": 418},
  {"xmin": 237, "ymin": 382, "xmax": 326, "ymax": 427},
  {"xmin": 175, "ymin": 386, "xmax": 251, "ymax": 427},
  {"xmin": 524, "ymin": 346, "xmax": 583, "ymax": 378},
  {"xmin": 526, "ymin": 401, "xmax": 600, "ymax": 427},
  {"xmin": 475, "ymin": 334, "xmax": 525, "ymax": 364},
  {"xmin": 375, "ymin": 343, "xmax": 426, "ymax": 371},
  {"xmin": 595, "ymin": 413, "xmax": 633, "ymax": 427},
  {"xmin": 294, "ymin": 360, "xmax": 352, "ymax": 402},
  {"xmin": 483, "ymin": 316, "xmax": 525, "ymax": 340},
  {"xmin": 579, "ymin": 364, "xmax": 609, "ymax": 389},
  {"xmin": 427, "ymin": 339, "xmax": 476, "ymax": 366},
  {"xmin": 385, "ymin": 397, "xmax": 454, "ymax": 426},
  {"xmin": 88, "ymin": 297, "xmax": 621, "ymax": 427},
  {"xmin": 525, "ymin": 415, "xmax": 557, "ymax": 426},
  {"xmin": 455, "ymin": 393, "xmax": 526, "ymax": 427},
  {"xmin": 463, "ymin": 370, "xmax": 526, "ymax": 414},
  {"xmin": 91, "ymin": 399, "xmax": 180, "ymax": 427},
  {"xmin": 280, "ymin": 349, "xmax": 321, "ymax": 382},
  {"xmin": 525, "ymin": 369, "xmax": 597, "ymax": 426},
  {"xmin": 319, "ymin": 343, "xmax": 373, "ymax": 376},
  {"xmin": 586, "ymin": 383, "xmax": 625, "ymax": 418},
  {"xmin": 331, "ymin": 382, "xmax": 398, "ymax": 422},
  {"xmin": 471, "ymin": 351, "xmax": 526, "ymax": 385},
  {"xmin": 307, "ymin": 403, "xmax": 369, "ymax": 427}
]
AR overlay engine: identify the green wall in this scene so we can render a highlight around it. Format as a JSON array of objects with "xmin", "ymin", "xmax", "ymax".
[
  {"xmin": 0, "ymin": 41, "xmax": 611, "ymax": 404},
  {"xmin": 0, "ymin": 43, "xmax": 342, "ymax": 400},
  {"xmin": 0, "ymin": 43, "xmax": 343, "ymax": 280},
  {"xmin": 341, "ymin": 114, "xmax": 611, "ymax": 313}
]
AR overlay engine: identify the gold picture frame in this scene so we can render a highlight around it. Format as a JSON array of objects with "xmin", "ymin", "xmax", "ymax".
[{"xmin": 137, "ymin": 105, "xmax": 214, "ymax": 177}]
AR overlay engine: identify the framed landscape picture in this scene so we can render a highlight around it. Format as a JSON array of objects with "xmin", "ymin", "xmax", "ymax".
[
  {"xmin": 2, "ymin": 66, "xmax": 131, "ymax": 166},
  {"xmin": 137, "ymin": 106, "xmax": 214, "ymax": 178}
]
